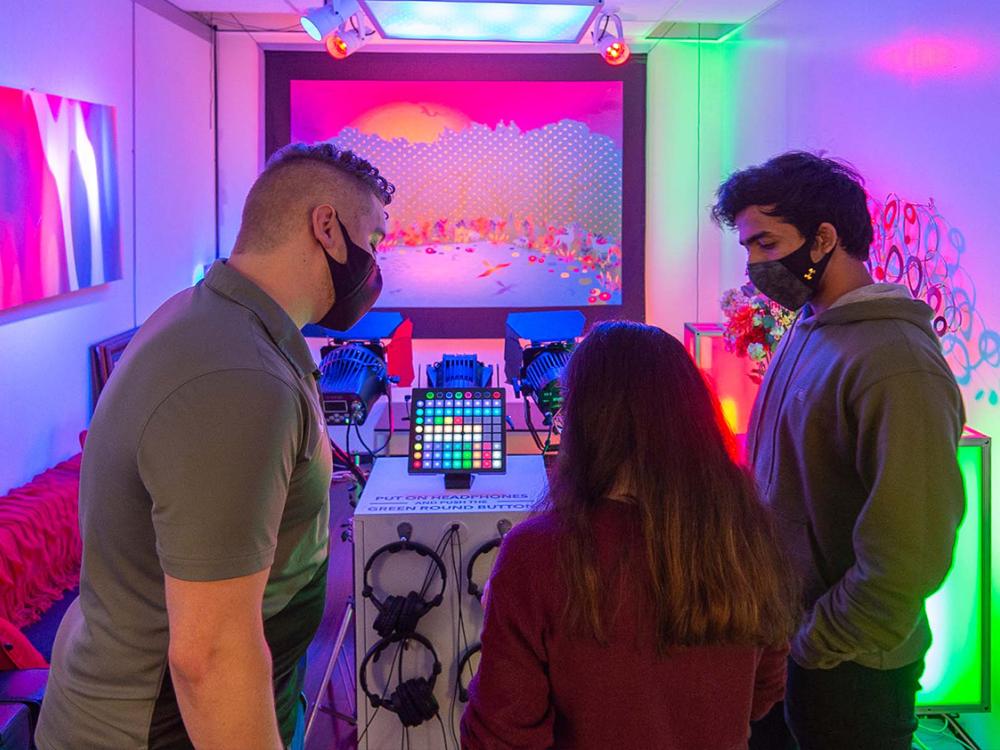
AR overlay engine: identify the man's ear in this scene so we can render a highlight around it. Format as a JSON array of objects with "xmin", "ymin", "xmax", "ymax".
[
  {"xmin": 312, "ymin": 204, "xmax": 347, "ymax": 264},
  {"xmin": 814, "ymin": 222, "xmax": 840, "ymax": 258}
]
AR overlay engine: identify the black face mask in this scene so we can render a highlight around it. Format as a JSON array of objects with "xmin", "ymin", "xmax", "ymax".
[
  {"xmin": 316, "ymin": 218, "xmax": 383, "ymax": 331},
  {"xmin": 747, "ymin": 235, "xmax": 831, "ymax": 311}
]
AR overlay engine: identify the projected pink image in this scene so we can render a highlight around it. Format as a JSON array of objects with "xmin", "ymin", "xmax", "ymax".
[
  {"xmin": 0, "ymin": 85, "xmax": 122, "ymax": 312},
  {"xmin": 291, "ymin": 80, "xmax": 623, "ymax": 308}
]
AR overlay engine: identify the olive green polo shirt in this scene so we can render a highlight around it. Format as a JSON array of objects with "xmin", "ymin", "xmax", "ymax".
[{"xmin": 36, "ymin": 260, "xmax": 332, "ymax": 749}]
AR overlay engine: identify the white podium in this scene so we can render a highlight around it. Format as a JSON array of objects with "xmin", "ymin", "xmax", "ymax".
[{"xmin": 353, "ymin": 455, "xmax": 548, "ymax": 749}]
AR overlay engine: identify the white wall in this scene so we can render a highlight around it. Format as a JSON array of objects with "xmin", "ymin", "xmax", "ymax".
[
  {"xmin": 134, "ymin": 3, "xmax": 216, "ymax": 320},
  {"xmin": 0, "ymin": 0, "xmax": 215, "ymax": 492},
  {"xmin": 217, "ymin": 32, "xmax": 263, "ymax": 258}
]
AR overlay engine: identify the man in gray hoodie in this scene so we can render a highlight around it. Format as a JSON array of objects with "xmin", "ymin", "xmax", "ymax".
[{"xmin": 712, "ymin": 152, "xmax": 965, "ymax": 750}]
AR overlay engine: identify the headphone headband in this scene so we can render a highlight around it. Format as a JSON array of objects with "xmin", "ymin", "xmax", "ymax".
[
  {"xmin": 466, "ymin": 519, "xmax": 511, "ymax": 601},
  {"xmin": 362, "ymin": 537, "xmax": 448, "ymax": 612},
  {"xmin": 466, "ymin": 538, "xmax": 501, "ymax": 601},
  {"xmin": 359, "ymin": 631, "xmax": 442, "ymax": 710},
  {"xmin": 456, "ymin": 642, "xmax": 482, "ymax": 703}
]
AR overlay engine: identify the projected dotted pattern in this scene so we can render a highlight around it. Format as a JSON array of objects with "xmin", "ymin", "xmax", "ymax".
[
  {"xmin": 332, "ymin": 120, "xmax": 621, "ymax": 239},
  {"xmin": 408, "ymin": 389, "xmax": 507, "ymax": 474}
]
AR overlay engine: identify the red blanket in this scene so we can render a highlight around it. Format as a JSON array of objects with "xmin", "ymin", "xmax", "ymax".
[{"xmin": 0, "ymin": 455, "xmax": 82, "ymax": 629}]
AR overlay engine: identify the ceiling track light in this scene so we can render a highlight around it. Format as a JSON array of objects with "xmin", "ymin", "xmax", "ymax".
[
  {"xmin": 301, "ymin": 0, "xmax": 362, "ymax": 41},
  {"xmin": 591, "ymin": 9, "xmax": 630, "ymax": 65},
  {"xmin": 326, "ymin": 13, "xmax": 370, "ymax": 59}
]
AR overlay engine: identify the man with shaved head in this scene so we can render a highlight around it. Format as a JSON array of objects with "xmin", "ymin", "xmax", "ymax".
[{"xmin": 37, "ymin": 143, "xmax": 393, "ymax": 750}]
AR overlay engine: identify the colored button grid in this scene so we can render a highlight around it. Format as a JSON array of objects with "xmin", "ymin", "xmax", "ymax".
[{"xmin": 409, "ymin": 388, "xmax": 505, "ymax": 472}]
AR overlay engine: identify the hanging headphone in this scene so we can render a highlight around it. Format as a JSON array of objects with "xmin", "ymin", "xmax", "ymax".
[
  {"xmin": 456, "ymin": 642, "xmax": 481, "ymax": 703},
  {"xmin": 362, "ymin": 524, "xmax": 448, "ymax": 638},
  {"xmin": 466, "ymin": 519, "xmax": 512, "ymax": 601},
  {"xmin": 359, "ymin": 631, "xmax": 443, "ymax": 728}
]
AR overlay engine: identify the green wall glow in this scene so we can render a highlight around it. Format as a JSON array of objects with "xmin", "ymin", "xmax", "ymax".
[{"xmin": 919, "ymin": 434, "xmax": 990, "ymax": 710}]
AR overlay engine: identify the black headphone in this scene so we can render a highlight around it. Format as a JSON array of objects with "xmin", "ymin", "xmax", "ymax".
[
  {"xmin": 466, "ymin": 519, "xmax": 512, "ymax": 601},
  {"xmin": 362, "ymin": 525, "xmax": 448, "ymax": 638},
  {"xmin": 456, "ymin": 642, "xmax": 481, "ymax": 703},
  {"xmin": 359, "ymin": 632, "xmax": 442, "ymax": 727}
]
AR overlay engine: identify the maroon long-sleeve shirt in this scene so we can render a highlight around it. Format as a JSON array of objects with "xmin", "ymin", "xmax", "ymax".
[{"xmin": 461, "ymin": 503, "xmax": 788, "ymax": 750}]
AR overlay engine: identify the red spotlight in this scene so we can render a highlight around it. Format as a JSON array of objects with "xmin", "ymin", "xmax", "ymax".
[
  {"xmin": 326, "ymin": 32, "xmax": 351, "ymax": 59},
  {"xmin": 602, "ymin": 40, "xmax": 630, "ymax": 66},
  {"xmin": 324, "ymin": 15, "xmax": 368, "ymax": 59},
  {"xmin": 591, "ymin": 10, "xmax": 630, "ymax": 67}
]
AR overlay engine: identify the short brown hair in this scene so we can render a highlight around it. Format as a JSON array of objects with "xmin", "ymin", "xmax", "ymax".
[{"xmin": 265, "ymin": 142, "xmax": 395, "ymax": 206}]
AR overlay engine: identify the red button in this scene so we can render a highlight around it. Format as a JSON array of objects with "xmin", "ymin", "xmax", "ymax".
[
  {"xmin": 455, "ymin": 417, "xmax": 463, "ymax": 425},
  {"xmin": 413, "ymin": 460, "xmax": 422, "ymax": 468},
  {"xmin": 493, "ymin": 391, "xmax": 501, "ymax": 398}
]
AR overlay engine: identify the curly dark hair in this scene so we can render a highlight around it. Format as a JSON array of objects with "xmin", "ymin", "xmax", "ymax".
[
  {"xmin": 266, "ymin": 141, "xmax": 395, "ymax": 206},
  {"xmin": 711, "ymin": 151, "xmax": 873, "ymax": 260}
]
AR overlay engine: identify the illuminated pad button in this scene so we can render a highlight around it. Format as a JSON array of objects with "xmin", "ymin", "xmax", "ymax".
[
  {"xmin": 415, "ymin": 426, "xmax": 423, "ymax": 433},
  {"xmin": 413, "ymin": 460, "xmax": 422, "ymax": 468},
  {"xmin": 414, "ymin": 443, "xmax": 422, "ymax": 450},
  {"xmin": 414, "ymin": 452, "xmax": 422, "ymax": 459},
  {"xmin": 465, "ymin": 392, "xmax": 472, "ymax": 399}
]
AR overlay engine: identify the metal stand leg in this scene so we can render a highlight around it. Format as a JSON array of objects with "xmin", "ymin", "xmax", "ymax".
[{"xmin": 304, "ymin": 599, "xmax": 356, "ymax": 745}]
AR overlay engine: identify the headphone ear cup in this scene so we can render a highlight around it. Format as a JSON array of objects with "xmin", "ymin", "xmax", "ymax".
[
  {"xmin": 413, "ymin": 677, "xmax": 439, "ymax": 721},
  {"xmin": 374, "ymin": 595, "xmax": 403, "ymax": 638},
  {"xmin": 387, "ymin": 682, "xmax": 407, "ymax": 724},
  {"xmin": 396, "ymin": 679, "xmax": 419, "ymax": 727},
  {"xmin": 398, "ymin": 591, "xmax": 423, "ymax": 634}
]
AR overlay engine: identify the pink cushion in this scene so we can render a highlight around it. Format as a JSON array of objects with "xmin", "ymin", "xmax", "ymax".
[
  {"xmin": 0, "ymin": 617, "xmax": 47, "ymax": 670},
  {"xmin": 0, "ymin": 456, "xmax": 81, "ymax": 628}
]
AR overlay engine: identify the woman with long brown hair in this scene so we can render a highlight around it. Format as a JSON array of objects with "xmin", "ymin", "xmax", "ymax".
[{"xmin": 461, "ymin": 321, "xmax": 797, "ymax": 749}]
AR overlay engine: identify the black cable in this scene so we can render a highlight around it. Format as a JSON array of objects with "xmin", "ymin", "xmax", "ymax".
[
  {"xmin": 354, "ymin": 422, "xmax": 379, "ymax": 463},
  {"xmin": 356, "ymin": 637, "xmax": 406, "ymax": 745},
  {"xmin": 437, "ymin": 713, "xmax": 450, "ymax": 750},
  {"xmin": 595, "ymin": 13, "xmax": 610, "ymax": 43},
  {"xmin": 419, "ymin": 527, "xmax": 457, "ymax": 598},
  {"xmin": 447, "ymin": 532, "xmax": 465, "ymax": 749},
  {"xmin": 455, "ymin": 532, "xmax": 472, "ymax": 667},
  {"xmin": 353, "ymin": 397, "xmax": 393, "ymax": 459},
  {"xmin": 330, "ymin": 437, "xmax": 366, "ymax": 488},
  {"xmin": 542, "ymin": 416, "xmax": 557, "ymax": 453},
  {"xmin": 523, "ymin": 398, "xmax": 546, "ymax": 453}
]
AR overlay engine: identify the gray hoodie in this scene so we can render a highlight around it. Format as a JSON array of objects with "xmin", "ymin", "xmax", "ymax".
[{"xmin": 747, "ymin": 285, "xmax": 965, "ymax": 671}]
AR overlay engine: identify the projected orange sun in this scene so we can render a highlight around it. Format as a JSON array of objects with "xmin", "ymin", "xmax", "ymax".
[{"xmin": 351, "ymin": 102, "xmax": 472, "ymax": 143}]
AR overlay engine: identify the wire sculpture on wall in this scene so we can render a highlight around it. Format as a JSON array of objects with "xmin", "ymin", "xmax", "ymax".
[{"xmin": 867, "ymin": 193, "xmax": 1000, "ymax": 406}]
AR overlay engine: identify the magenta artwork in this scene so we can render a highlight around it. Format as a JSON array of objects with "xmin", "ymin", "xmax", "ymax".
[
  {"xmin": 0, "ymin": 85, "xmax": 122, "ymax": 312},
  {"xmin": 290, "ymin": 80, "xmax": 623, "ymax": 309}
]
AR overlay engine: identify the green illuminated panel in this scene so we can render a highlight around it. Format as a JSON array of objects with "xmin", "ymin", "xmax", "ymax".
[{"xmin": 917, "ymin": 439, "xmax": 988, "ymax": 710}]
